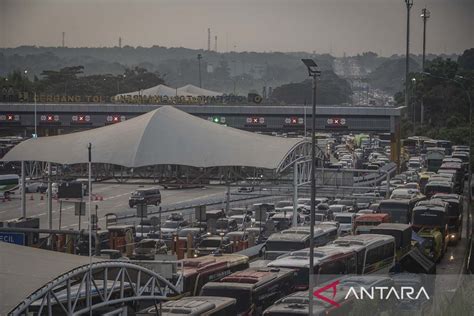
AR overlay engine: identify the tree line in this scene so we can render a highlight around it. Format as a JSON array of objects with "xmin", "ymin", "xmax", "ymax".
[{"xmin": 397, "ymin": 48, "xmax": 474, "ymax": 146}]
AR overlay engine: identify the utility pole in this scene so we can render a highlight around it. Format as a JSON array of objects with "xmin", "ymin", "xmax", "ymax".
[
  {"xmin": 197, "ymin": 54, "xmax": 202, "ymax": 88},
  {"xmin": 301, "ymin": 59, "xmax": 320, "ymax": 316},
  {"xmin": 62, "ymin": 32, "xmax": 65, "ymax": 48},
  {"xmin": 207, "ymin": 28, "xmax": 211, "ymax": 51},
  {"xmin": 119, "ymin": 36, "xmax": 122, "ymax": 48},
  {"xmin": 214, "ymin": 36, "xmax": 217, "ymax": 52},
  {"xmin": 405, "ymin": 0, "xmax": 414, "ymax": 122},
  {"xmin": 420, "ymin": 7, "xmax": 430, "ymax": 124}
]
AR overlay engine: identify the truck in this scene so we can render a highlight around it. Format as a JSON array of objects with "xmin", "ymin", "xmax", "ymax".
[
  {"xmin": 411, "ymin": 200, "xmax": 449, "ymax": 257},
  {"xmin": 425, "ymin": 147, "xmax": 445, "ymax": 172},
  {"xmin": 418, "ymin": 228, "xmax": 444, "ymax": 262}
]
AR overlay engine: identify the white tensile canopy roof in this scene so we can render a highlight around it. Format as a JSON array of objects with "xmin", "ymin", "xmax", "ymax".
[
  {"xmin": 2, "ymin": 106, "xmax": 305, "ymax": 170},
  {"xmin": 176, "ymin": 84, "xmax": 223, "ymax": 96},
  {"xmin": 116, "ymin": 84, "xmax": 178, "ymax": 97},
  {"xmin": 115, "ymin": 84, "xmax": 223, "ymax": 98}
]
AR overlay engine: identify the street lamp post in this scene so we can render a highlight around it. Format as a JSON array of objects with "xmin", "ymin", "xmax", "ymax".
[
  {"xmin": 420, "ymin": 8, "xmax": 430, "ymax": 124},
  {"xmin": 421, "ymin": 8, "xmax": 430, "ymax": 70},
  {"xmin": 301, "ymin": 59, "xmax": 320, "ymax": 316},
  {"xmin": 404, "ymin": 0, "xmax": 414, "ymax": 120},
  {"xmin": 197, "ymin": 54, "xmax": 203, "ymax": 88},
  {"xmin": 411, "ymin": 77, "xmax": 416, "ymax": 133}
]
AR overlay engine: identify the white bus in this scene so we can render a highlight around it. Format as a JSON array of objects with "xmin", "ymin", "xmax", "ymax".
[
  {"xmin": 330, "ymin": 234, "xmax": 396, "ymax": 274},
  {"xmin": 264, "ymin": 225, "xmax": 338, "ymax": 260},
  {"xmin": 267, "ymin": 246, "xmax": 357, "ymax": 290}
]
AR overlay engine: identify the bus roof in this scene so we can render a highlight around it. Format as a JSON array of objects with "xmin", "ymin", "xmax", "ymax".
[
  {"xmin": 146, "ymin": 296, "xmax": 236, "ymax": 316},
  {"xmin": 371, "ymin": 223, "xmax": 411, "ymax": 231},
  {"xmin": 204, "ymin": 267, "xmax": 295, "ymax": 289},
  {"xmin": 432, "ymin": 193, "xmax": 462, "ymax": 202},
  {"xmin": 180, "ymin": 254, "xmax": 248, "ymax": 276},
  {"xmin": 281, "ymin": 224, "xmax": 337, "ymax": 236},
  {"xmin": 268, "ymin": 247, "xmax": 354, "ymax": 269},
  {"xmin": 379, "ymin": 199, "xmax": 411, "ymax": 206},
  {"xmin": 267, "ymin": 232, "xmax": 309, "ymax": 242},
  {"xmin": 333, "ymin": 234, "xmax": 395, "ymax": 248},
  {"xmin": 355, "ymin": 213, "xmax": 390, "ymax": 222}
]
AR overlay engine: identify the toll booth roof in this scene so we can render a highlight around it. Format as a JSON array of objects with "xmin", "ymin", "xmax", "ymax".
[{"xmin": 0, "ymin": 241, "xmax": 102, "ymax": 315}]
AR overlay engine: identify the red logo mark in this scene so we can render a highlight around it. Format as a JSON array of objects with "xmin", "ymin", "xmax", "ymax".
[{"xmin": 313, "ymin": 280, "xmax": 340, "ymax": 307}]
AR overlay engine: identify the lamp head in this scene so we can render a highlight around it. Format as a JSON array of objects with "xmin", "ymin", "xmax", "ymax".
[
  {"xmin": 301, "ymin": 59, "xmax": 320, "ymax": 77},
  {"xmin": 421, "ymin": 8, "xmax": 431, "ymax": 18}
]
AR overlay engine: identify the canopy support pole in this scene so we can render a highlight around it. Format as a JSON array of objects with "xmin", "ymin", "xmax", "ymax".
[
  {"xmin": 292, "ymin": 165, "xmax": 298, "ymax": 227},
  {"xmin": 21, "ymin": 161, "xmax": 26, "ymax": 218},
  {"xmin": 225, "ymin": 169, "xmax": 231, "ymax": 214},
  {"xmin": 47, "ymin": 162, "xmax": 53, "ymax": 246}
]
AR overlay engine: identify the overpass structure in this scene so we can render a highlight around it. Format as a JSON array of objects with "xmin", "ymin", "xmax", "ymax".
[{"xmin": 0, "ymin": 103, "xmax": 403, "ymax": 136}]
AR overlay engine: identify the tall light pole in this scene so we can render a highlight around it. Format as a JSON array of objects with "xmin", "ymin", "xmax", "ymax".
[
  {"xmin": 411, "ymin": 77, "xmax": 416, "ymax": 133},
  {"xmin": 404, "ymin": 0, "xmax": 414, "ymax": 119},
  {"xmin": 421, "ymin": 8, "xmax": 430, "ymax": 70},
  {"xmin": 420, "ymin": 7, "xmax": 430, "ymax": 124},
  {"xmin": 302, "ymin": 59, "xmax": 320, "ymax": 316},
  {"xmin": 197, "ymin": 54, "xmax": 203, "ymax": 88}
]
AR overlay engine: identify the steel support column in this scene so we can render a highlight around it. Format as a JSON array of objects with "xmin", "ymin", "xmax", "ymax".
[
  {"xmin": 292, "ymin": 165, "xmax": 298, "ymax": 227},
  {"xmin": 21, "ymin": 161, "xmax": 26, "ymax": 218}
]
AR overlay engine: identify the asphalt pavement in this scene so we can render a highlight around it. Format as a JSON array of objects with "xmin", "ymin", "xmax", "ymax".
[{"xmin": 0, "ymin": 180, "xmax": 228, "ymax": 230}]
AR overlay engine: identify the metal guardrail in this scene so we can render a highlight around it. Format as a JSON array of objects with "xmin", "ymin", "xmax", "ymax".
[
  {"xmin": 115, "ymin": 190, "xmax": 290, "ymax": 221},
  {"xmin": 115, "ymin": 165, "xmax": 396, "ymax": 223}
]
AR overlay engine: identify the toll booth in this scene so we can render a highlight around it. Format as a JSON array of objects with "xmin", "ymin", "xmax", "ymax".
[
  {"xmin": 107, "ymin": 225, "xmax": 135, "ymax": 253},
  {"xmin": 0, "ymin": 217, "xmax": 40, "ymax": 246}
]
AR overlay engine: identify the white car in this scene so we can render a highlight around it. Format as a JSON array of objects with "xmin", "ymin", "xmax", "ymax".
[
  {"xmin": 329, "ymin": 204, "xmax": 349, "ymax": 213},
  {"xmin": 334, "ymin": 212, "xmax": 356, "ymax": 235}
]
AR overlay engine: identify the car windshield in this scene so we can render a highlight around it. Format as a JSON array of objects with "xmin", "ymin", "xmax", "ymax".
[
  {"xmin": 216, "ymin": 220, "xmax": 229, "ymax": 229},
  {"xmin": 379, "ymin": 203, "xmax": 409, "ymax": 223},
  {"xmin": 276, "ymin": 201, "xmax": 292, "ymax": 208},
  {"xmin": 423, "ymin": 237, "xmax": 434, "ymax": 249},
  {"xmin": 266, "ymin": 240, "xmax": 305, "ymax": 251},
  {"xmin": 413, "ymin": 211, "xmax": 445, "ymax": 226},
  {"xmin": 162, "ymin": 221, "xmax": 179, "ymax": 229},
  {"xmin": 178, "ymin": 230, "xmax": 197, "ymax": 237},
  {"xmin": 136, "ymin": 226, "xmax": 152, "ymax": 234},
  {"xmin": 335, "ymin": 216, "xmax": 352, "ymax": 224},
  {"xmin": 426, "ymin": 185, "xmax": 452, "ymax": 196},
  {"xmin": 132, "ymin": 191, "xmax": 144, "ymax": 197},
  {"xmin": 232, "ymin": 217, "xmax": 244, "ymax": 224},
  {"xmin": 199, "ymin": 239, "xmax": 222, "ymax": 248},
  {"xmin": 138, "ymin": 240, "xmax": 161, "ymax": 248}
]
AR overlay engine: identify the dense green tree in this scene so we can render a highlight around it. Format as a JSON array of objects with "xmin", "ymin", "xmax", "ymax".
[
  {"xmin": 397, "ymin": 54, "xmax": 474, "ymax": 152},
  {"xmin": 270, "ymin": 70, "xmax": 352, "ymax": 105},
  {"xmin": 458, "ymin": 48, "xmax": 474, "ymax": 71}
]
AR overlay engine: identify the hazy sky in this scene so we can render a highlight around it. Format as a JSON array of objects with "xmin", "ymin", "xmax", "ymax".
[{"xmin": 1, "ymin": 0, "xmax": 473, "ymax": 56}]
